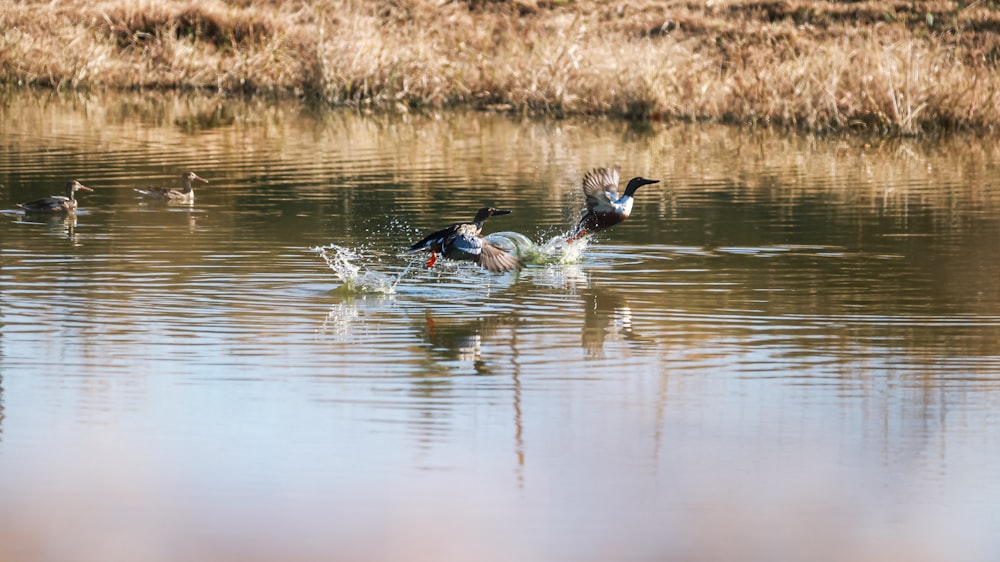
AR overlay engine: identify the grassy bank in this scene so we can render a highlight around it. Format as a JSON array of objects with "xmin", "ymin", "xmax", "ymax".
[{"xmin": 2, "ymin": 0, "xmax": 999, "ymax": 134}]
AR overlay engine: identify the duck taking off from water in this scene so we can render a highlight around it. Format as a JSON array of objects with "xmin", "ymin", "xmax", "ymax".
[
  {"xmin": 406, "ymin": 207, "xmax": 523, "ymax": 273},
  {"xmin": 134, "ymin": 171, "xmax": 208, "ymax": 203},
  {"xmin": 567, "ymin": 167, "xmax": 660, "ymax": 243},
  {"xmin": 18, "ymin": 180, "xmax": 93, "ymax": 213}
]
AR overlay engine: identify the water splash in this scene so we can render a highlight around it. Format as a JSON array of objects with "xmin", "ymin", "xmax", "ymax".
[
  {"xmin": 311, "ymin": 243, "xmax": 406, "ymax": 294},
  {"xmin": 486, "ymin": 231, "xmax": 588, "ymax": 266}
]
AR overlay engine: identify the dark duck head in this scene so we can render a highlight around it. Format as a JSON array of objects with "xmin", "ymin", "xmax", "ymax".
[
  {"xmin": 622, "ymin": 176, "xmax": 660, "ymax": 197},
  {"xmin": 472, "ymin": 207, "xmax": 511, "ymax": 224},
  {"xmin": 407, "ymin": 207, "xmax": 522, "ymax": 273},
  {"xmin": 568, "ymin": 168, "xmax": 660, "ymax": 243}
]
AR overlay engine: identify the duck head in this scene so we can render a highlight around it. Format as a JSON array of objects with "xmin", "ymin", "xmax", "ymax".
[
  {"xmin": 623, "ymin": 176, "xmax": 659, "ymax": 197},
  {"xmin": 473, "ymin": 207, "xmax": 512, "ymax": 223},
  {"xmin": 65, "ymin": 180, "xmax": 94, "ymax": 197},
  {"xmin": 183, "ymin": 171, "xmax": 210, "ymax": 184}
]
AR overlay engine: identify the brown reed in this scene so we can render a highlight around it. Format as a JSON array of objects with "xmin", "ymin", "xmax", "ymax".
[{"xmin": 1, "ymin": 0, "xmax": 998, "ymax": 134}]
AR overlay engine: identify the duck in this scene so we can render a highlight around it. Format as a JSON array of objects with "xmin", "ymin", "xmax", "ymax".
[
  {"xmin": 406, "ymin": 207, "xmax": 523, "ymax": 273},
  {"xmin": 134, "ymin": 171, "xmax": 208, "ymax": 203},
  {"xmin": 567, "ymin": 167, "xmax": 660, "ymax": 243},
  {"xmin": 18, "ymin": 180, "xmax": 93, "ymax": 213}
]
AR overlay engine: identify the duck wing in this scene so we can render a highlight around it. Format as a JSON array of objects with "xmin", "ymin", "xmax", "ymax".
[
  {"xmin": 406, "ymin": 224, "xmax": 458, "ymax": 253},
  {"xmin": 20, "ymin": 196, "xmax": 69, "ymax": 211},
  {"xmin": 581, "ymin": 167, "xmax": 621, "ymax": 213},
  {"xmin": 476, "ymin": 241, "xmax": 524, "ymax": 273},
  {"xmin": 408, "ymin": 223, "xmax": 520, "ymax": 272},
  {"xmin": 447, "ymin": 225, "xmax": 521, "ymax": 271},
  {"xmin": 134, "ymin": 187, "xmax": 178, "ymax": 198}
]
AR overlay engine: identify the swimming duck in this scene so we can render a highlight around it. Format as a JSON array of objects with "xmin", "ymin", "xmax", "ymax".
[
  {"xmin": 407, "ymin": 207, "xmax": 523, "ymax": 273},
  {"xmin": 18, "ymin": 180, "xmax": 93, "ymax": 213},
  {"xmin": 567, "ymin": 167, "xmax": 659, "ymax": 243},
  {"xmin": 134, "ymin": 171, "xmax": 208, "ymax": 202}
]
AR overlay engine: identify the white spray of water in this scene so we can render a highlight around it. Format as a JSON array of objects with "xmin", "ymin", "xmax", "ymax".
[
  {"xmin": 486, "ymin": 231, "xmax": 589, "ymax": 265},
  {"xmin": 311, "ymin": 243, "xmax": 409, "ymax": 294},
  {"xmin": 314, "ymin": 230, "xmax": 588, "ymax": 293}
]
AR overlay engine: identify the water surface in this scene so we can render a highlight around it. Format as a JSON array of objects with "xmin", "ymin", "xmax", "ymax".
[{"xmin": 2, "ymin": 92, "xmax": 1000, "ymax": 561}]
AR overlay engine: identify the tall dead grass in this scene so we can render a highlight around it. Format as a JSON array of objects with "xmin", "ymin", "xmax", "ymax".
[{"xmin": 1, "ymin": 0, "xmax": 999, "ymax": 134}]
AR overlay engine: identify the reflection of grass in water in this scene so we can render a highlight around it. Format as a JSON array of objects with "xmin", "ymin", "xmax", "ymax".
[
  {"xmin": 487, "ymin": 231, "xmax": 588, "ymax": 266},
  {"xmin": 312, "ymin": 243, "xmax": 405, "ymax": 294}
]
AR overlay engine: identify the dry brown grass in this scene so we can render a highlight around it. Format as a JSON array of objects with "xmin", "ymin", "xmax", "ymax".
[{"xmin": 2, "ymin": 0, "xmax": 1000, "ymax": 134}]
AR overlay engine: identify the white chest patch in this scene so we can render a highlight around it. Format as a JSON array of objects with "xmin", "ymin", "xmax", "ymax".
[{"xmin": 613, "ymin": 196, "xmax": 634, "ymax": 217}]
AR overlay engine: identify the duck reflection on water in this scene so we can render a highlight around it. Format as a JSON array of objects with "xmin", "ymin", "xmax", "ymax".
[
  {"xmin": 417, "ymin": 311, "xmax": 523, "ymax": 376},
  {"xmin": 14, "ymin": 211, "xmax": 81, "ymax": 240},
  {"xmin": 410, "ymin": 309, "xmax": 528, "ymax": 479},
  {"xmin": 582, "ymin": 285, "xmax": 648, "ymax": 357}
]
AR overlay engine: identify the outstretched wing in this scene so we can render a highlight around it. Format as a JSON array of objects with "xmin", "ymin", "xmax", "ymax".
[
  {"xmin": 447, "ymin": 226, "xmax": 522, "ymax": 273},
  {"xmin": 581, "ymin": 167, "xmax": 621, "ymax": 213},
  {"xmin": 476, "ymin": 241, "xmax": 524, "ymax": 273}
]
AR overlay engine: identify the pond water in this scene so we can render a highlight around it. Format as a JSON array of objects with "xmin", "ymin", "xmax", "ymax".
[{"xmin": 2, "ymin": 92, "xmax": 1000, "ymax": 561}]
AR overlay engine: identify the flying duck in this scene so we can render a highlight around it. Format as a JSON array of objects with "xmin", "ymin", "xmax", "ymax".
[{"xmin": 567, "ymin": 167, "xmax": 659, "ymax": 243}]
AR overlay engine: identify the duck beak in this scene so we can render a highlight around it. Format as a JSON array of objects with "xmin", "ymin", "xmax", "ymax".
[
  {"xmin": 642, "ymin": 178, "xmax": 660, "ymax": 186},
  {"xmin": 194, "ymin": 175, "xmax": 209, "ymax": 183},
  {"xmin": 491, "ymin": 209, "xmax": 512, "ymax": 216},
  {"xmin": 77, "ymin": 184, "xmax": 94, "ymax": 192}
]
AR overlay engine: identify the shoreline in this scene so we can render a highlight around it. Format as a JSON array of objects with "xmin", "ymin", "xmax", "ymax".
[{"xmin": 2, "ymin": 0, "xmax": 998, "ymax": 136}]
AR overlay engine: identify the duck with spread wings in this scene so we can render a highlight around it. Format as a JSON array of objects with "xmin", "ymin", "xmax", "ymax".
[{"xmin": 567, "ymin": 167, "xmax": 659, "ymax": 243}]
